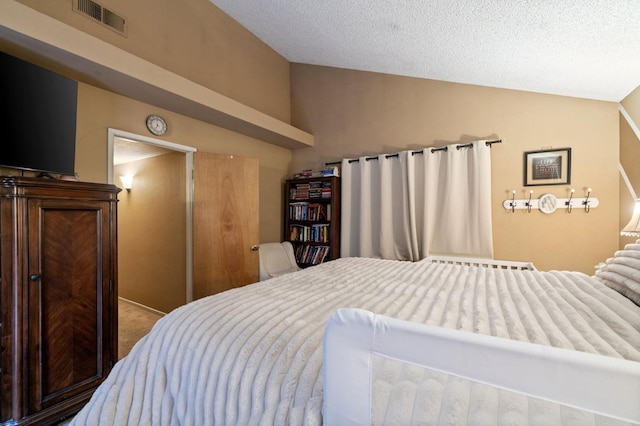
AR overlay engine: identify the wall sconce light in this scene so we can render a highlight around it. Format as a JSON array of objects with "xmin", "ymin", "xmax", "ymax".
[
  {"xmin": 120, "ymin": 175, "xmax": 133, "ymax": 192},
  {"xmin": 621, "ymin": 199, "xmax": 640, "ymax": 237}
]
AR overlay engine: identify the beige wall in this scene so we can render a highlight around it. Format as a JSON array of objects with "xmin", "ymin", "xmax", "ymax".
[
  {"xmin": 290, "ymin": 64, "xmax": 619, "ymax": 273},
  {"xmin": 3, "ymin": 1, "xmax": 630, "ymax": 276},
  {"xmin": 15, "ymin": 0, "xmax": 291, "ymax": 123},
  {"xmin": 620, "ymin": 85, "xmax": 640, "ymax": 247},
  {"xmin": 1, "ymin": 0, "xmax": 293, "ymax": 312},
  {"xmin": 619, "ymin": 115, "xmax": 639, "ymax": 247},
  {"xmin": 115, "ymin": 152, "xmax": 186, "ymax": 313},
  {"xmin": 1, "ymin": 79, "xmax": 289, "ymax": 310},
  {"xmin": 621, "ymin": 85, "xmax": 640, "ymax": 125},
  {"xmin": 77, "ymin": 83, "xmax": 290, "ymax": 244},
  {"xmin": 2, "ymin": 0, "xmax": 294, "ymax": 244}
]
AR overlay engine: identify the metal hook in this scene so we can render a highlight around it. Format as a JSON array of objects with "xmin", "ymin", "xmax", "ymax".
[
  {"xmin": 565, "ymin": 188, "xmax": 574, "ymax": 213},
  {"xmin": 525, "ymin": 190, "xmax": 533, "ymax": 213},
  {"xmin": 509, "ymin": 190, "xmax": 516, "ymax": 213},
  {"xmin": 583, "ymin": 188, "xmax": 592, "ymax": 213}
]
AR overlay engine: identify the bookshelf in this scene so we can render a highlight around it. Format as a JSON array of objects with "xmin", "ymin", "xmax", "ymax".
[{"xmin": 284, "ymin": 176, "xmax": 341, "ymax": 267}]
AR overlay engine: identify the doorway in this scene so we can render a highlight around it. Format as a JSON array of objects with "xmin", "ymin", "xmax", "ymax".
[{"xmin": 107, "ymin": 128, "xmax": 196, "ymax": 311}]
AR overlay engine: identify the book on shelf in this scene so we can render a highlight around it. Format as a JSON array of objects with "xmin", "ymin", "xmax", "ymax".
[
  {"xmin": 321, "ymin": 180, "xmax": 332, "ymax": 198},
  {"xmin": 309, "ymin": 181, "xmax": 323, "ymax": 199},
  {"xmin": 293, "ymin": 170, "xmax": 313, "ymax": 179},
  {"xmin": 293, "ymin": 166, "xmax": 339, "ymax": 179},
  {"xmin": 285, "ymin": 176, "xmax": 339, "ymax": 267},
  {"xmin": 310, "ymin": 224, "xmax": 329, "ymax": 242},
  {"xmin": 290, "ymin": 184, "xmax": 310, "ymax": 200},
  {"xmin": 289, "ymin": 202, "xmax": 309, "ymax": 220},
  {"xmin": 307, "ymin": 203, "xmax": 327, "ymax": 221},
  {"xmin": 288, "ymin": 202, "xmax": 330, "ymax": 222},
  {"xmin": 289, "ymin": 225, "xmax": 306, "ymax": 241},
  {"xmin": 294, "ymin": 244, "xmax": 330, "ymax": 265},
  {"xmin": 289, "ymin": 180, "xmax": 333, "ymax": 200},
  {"xmin": 289, "ymin": 224, "xmax": 330, "ymax": 243}
]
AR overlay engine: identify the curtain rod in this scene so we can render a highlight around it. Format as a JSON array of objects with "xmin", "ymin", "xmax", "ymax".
[{"xmin": 325, "ymin": 139, "xmax": 502, "ymax": 165}]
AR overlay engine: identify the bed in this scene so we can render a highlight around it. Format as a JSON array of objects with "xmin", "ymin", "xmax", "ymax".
[{"xmin": 71, "ymin": 244, "xmax": 640, "ymax": 425}]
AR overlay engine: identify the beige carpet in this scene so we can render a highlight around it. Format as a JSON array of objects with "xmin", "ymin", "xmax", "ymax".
[{"xmin": 118, "ymin": 299, "xmax": 164, "ymax": 360}]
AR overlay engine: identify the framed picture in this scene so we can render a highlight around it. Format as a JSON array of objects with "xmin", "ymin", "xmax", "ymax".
[{"xmin": 524, "ymin": 148, "xmax": 571, "ymax": 186}]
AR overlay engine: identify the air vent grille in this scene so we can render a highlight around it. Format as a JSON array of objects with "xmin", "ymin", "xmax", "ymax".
[
  {"xmin": 77, "ymin": 0, "xmax": 102, "ymax": 21},
  {"xmin": 103, "ymin": 8, "xmax": 126, "ymax": 33},
  {"xmin": 74, "ymin": 0, "xmax": 127, "ymax": 36}
]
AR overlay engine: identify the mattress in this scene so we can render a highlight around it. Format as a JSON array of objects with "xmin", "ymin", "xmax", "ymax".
[{"xmin": 71, "ymin": 257, "xmax": 640, "ymax": 425}]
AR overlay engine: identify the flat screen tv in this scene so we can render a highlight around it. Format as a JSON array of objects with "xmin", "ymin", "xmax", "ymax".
[{"xmin": 0, "ymin": 51, "xmax": 78, "ymax": 176}]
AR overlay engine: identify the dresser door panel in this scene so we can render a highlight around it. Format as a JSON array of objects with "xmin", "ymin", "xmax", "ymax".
[{"xmin": 27, "ymin": 199, "xmax": 111, "ymax": 413}]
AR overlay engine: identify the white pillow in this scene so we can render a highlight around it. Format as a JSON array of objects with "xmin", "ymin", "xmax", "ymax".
[
  {"xmin": 596, "ymin": 270, "xmax": 640, "ymax": 305},
  {"xmin": 595, "ymin": 243, "xmax": 640, "ymax": 306}
]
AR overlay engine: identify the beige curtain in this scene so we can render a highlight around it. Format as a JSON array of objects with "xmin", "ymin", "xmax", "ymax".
[{"xmin": 341, "ymin": 140, "xmax": 494, "ymax": 260}]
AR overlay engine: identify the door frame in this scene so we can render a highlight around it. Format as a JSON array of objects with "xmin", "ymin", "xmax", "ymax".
[{"xmin": 107, "ymin": 128, "xmax": 197, "ymax": 303}]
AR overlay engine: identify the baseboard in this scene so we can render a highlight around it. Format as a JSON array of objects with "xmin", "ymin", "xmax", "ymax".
[{"xmin": 118, "ymin": 297, "xmax": 166, "ymax": 316}]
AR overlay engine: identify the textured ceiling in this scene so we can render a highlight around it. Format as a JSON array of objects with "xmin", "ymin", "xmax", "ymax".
[
  {"xmin": 210, "ymin": 0, "xmax": 640, "ymax": 102},
  {"xmin": 114, "ymin": 137, "xmax": 172, "ymax": 165}
]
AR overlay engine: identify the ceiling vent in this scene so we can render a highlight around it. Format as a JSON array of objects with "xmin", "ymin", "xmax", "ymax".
[{"xmin": 73, "ymin": 0, "xmax": 127, "ymax": 37}]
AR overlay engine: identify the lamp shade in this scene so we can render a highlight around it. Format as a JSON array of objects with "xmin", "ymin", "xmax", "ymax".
[
  {"xmin": 120, "ymin": 175, "xmax": 133, "ymax": 191},
  {"xmin": 621, "ymin": 199, "xmax": 640, "ymax": 237}
]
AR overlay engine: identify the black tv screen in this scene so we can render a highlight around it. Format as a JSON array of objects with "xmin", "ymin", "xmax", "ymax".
[{"xmin": 0, "ymin": 51, "xmax": 78, "ymax": 176}]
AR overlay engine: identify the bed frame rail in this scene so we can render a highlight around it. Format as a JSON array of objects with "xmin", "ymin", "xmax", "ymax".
[
  {"xmin": 323, "ymin": 308, "xmax": 640, "ymax": 425},
  {"xmin": 424, "ymin": 255, "xmax": 536, "ymax": 271}
]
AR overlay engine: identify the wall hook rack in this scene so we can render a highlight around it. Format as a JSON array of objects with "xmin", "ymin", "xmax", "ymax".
[{"xmin": 503, "ymin": 190, "xmax": 599, "ymax": 214}]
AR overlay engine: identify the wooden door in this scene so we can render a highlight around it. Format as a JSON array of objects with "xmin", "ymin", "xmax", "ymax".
[
  {"xmin": 193, "ymin": 153, "xmax": 259, "ymax": 299},
  {"xmin": 26, "ymin": 197, "xmax": 113, "ymax": 414}
]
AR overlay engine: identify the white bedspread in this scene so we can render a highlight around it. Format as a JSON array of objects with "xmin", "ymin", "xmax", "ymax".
[{"xmin": 71, "ymin": 258, "xmax": 640, "ymax": 425}]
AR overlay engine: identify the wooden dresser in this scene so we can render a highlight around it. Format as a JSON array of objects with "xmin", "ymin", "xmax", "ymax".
[{"xmin": 0, "ymin": 177, "xmax": 119, "ymax": 425}]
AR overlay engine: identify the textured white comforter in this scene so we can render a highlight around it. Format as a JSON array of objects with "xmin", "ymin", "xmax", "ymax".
[{"xmin": 71, "ymin": 258, "xmax": 640, "ymax": 425}]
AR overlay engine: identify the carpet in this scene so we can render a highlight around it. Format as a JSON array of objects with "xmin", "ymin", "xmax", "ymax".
[{"xmin": 118, "ymin": 299, "xmax": 164, "ymax": 360}]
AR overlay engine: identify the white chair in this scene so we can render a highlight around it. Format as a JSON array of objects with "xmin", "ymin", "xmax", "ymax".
[{"xmin": 259, "ymin": 241, "xmax": 301, "ymax": 281}]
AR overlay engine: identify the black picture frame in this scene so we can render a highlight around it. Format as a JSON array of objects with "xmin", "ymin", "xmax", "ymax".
[{"xmin": 524, "ymin": 148, "xmax": 571, "ymax": 186}]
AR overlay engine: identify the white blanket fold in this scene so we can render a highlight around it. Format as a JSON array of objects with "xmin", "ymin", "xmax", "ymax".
[{"xmin": 71, "ymin": 258, "xmax": 640, "ymax": 425}]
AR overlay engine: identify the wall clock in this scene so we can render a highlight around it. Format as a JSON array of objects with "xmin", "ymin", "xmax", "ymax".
[{"xmin": 146, "ymin": 114, "xmax": 168, "ymax": 136}]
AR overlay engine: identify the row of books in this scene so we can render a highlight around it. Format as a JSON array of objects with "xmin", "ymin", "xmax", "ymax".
[
  {"xmin": 295, "ymin": 244, "xmax": 330, "ymax": 265},
  {"xmin": 289, "ymin": 202, "xmax": 331, "ymax": 221},
  {"xmin": 289, "ymin": 180, "xmax": 332, "ymax": 200},
  {"xmin": 293, "ymin": 166, "xmax": 339, "ymax": 179},
  {"xmin": 293, "ymin": 170, "xmax": 314, "ymax": 179},
  {"xmin": 289, "ymin": 224, "xmax": 330, "ymax": 243}
]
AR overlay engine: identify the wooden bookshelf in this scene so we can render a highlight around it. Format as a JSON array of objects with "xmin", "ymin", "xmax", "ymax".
[{"xmin": 284, "ymin": 176, "xmax": 341, "ymax": 267}]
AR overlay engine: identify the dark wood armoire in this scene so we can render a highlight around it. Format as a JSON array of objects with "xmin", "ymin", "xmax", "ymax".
[{"xmin": 0, "ymin": 177, "xmax": 119, "ymax": 425}]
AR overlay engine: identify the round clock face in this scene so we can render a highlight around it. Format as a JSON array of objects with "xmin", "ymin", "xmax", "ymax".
[{"xmin": 146, "ymin": 115, "xmax": 167, "ymax": 136}]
